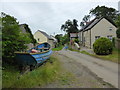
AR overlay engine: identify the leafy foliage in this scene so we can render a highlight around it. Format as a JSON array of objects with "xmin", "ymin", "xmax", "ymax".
[
  {"xmin": 61, "ymin": 34, "xmax": 69, "ymax": 45},
  {"xmin": 80, "ymin": 15, "xmax": 91, "ymax": 27},
  {"xmin": 23, "ymin": 24, "xmax": 37, "ymax": 45},
  {"xmin": 115, "ymin": 15, "xmax": 120, "ymax": 27},
  {"xmin": 93, "ymin": 37, "xmax": 113, "ymax": 55},
  {"xmin": 55, "ymin": 34, "xmax": 63, "ymax": 44},
  {"xmin": 115, "ymin": 14, "xmax": 120, "ymax": 38},
  {"xmin": 55, "ymin": 34, "xmax": 69, "ymax": 47},
  {"xmin": 1, "ymin": 12, "xmax": 32, "ymax": 60},
  {"xmin": 74, "ymin": 38, "xmax": 79, "ymax": 44},
  {"xmin": 61, "ymin": 19, "xmax": 79, "ymax": 36},
  {"xmin": 90, "ymin": 5, "xmax": 118, "ymax": 20},
  {"xmin": 116, "ymin": 28, "xmax": 120, "ymax": 38},
  {"xmin": 112, "ymin": 37, "xmax": 115, "ymax": 47}
]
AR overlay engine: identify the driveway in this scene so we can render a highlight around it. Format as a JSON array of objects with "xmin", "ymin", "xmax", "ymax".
[{"xmin": 58, "ymin": 49, "xmax": 119, "ymax": 88}]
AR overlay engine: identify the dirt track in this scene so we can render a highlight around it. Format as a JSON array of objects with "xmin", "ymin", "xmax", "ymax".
[{"xmin": 41, "ymin": 50, "xmax": 116, "ymax": 88}]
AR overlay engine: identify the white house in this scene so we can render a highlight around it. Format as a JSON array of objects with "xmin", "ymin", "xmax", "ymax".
[
  {"xmin": 79, "ymin": 17, "xmax": 117, "ymax": 49},
  {"xmin": 34, "ymin": 30, "xmax": 57, "ymax": 48}
]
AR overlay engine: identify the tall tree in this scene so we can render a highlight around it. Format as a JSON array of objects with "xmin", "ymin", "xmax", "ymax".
[
  {"xmin": 1, "ymin": 12, "xmax": 31, "ymax": 60},
  {"xmin": 55, "ymin": 34, "xmax": 63, "ymax": 43},
  {"xmin": 116, "ymin": 15, "xmax": 120, "ymax": 38},
  {"xmin": 115, "ymin": 15, "xmax": 120, "ymax": 27},
  {"xmin": 80, "ymin": 15, "xmax": 91, "ymax": 27},
  {"xmin": 89, "ymin": 5, "xmax": 118, "ymax": 20},
  {"xmin": 82, "ymin": 15, "xmax": 90, "ymax": 23},
  {"xmin": 23, "ymin": 24, "xmax": 36, "ymax": 45},
  {"xmin": 61, "ymin": 19, "xmax": 79, "ymax": 36}
]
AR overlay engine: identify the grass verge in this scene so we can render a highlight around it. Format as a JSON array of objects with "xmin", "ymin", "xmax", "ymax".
[
  {"xmin": 52, "ymin": 46, "xmax": 63, "ymax": 51},
  {"xmin": 2, "ymin": 55, "xmax": 61, "ymax": 88},
  {"xmin": 80, "ymin": 48, "xmax": 120, "ymax": 63},
  {"xmin": 68, "ymin": 48, "xmax": 80, "ymax": 52}
]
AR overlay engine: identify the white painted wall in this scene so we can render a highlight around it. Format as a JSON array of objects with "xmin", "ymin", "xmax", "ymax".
[
  {"xmin": 84, "ymin": 30, "xmax": 91, "ymax": 48},
  {"xmin": 34, "ymin": 31, "xmax": 48, "ymax": 43},
  {"xmin": 91, "ymin": 18, "xmax": 117, "ymax": 48}
]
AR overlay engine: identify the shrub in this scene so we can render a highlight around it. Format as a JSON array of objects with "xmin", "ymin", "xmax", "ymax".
[
  {"xmin": 93, "ymin": 37, "xmax": 113, "ymax": 55},
  {"xmin": 112, "ymin": 37, "xmax": 115, "ymax": 47},
  {"xmin": 74, "ymin": 38, "xmax": 79, "ymax": 44}
]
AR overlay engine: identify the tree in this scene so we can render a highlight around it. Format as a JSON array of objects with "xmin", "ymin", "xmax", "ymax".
[
  {"xmin": 1, "ymin": 12, "xmax": 32, "ymax": 61},
  {"xmin": 61, "ymin": 34, "xmax": 69, "ymax": 45},
  {"xmin": 116, "ymin": 28, "xmax": 120, "ymax": 38},
  {"xmin": 89, "ymin": 5, "xmax": 118, "ymax": 20},
  {"xmin": 22, "ymin": 24, "xmax": 37, "ymax": 45},
  {"xmin": 115, "ymin": 15, "xmax": 120, "ymax": 27},
  {"xmin": 61, "ymin": 19, "xmax": 79, "ymax": 36},
  {"xmin": 80, "ymin": 15, "xmax": 91, "ymax": 27},
  {"xmin": 55, "ymin": 34, "xmax": 63, "ymax": 44},
  {"xmin": 115, "ymin": 15, "xmax": 120, "ymax": 38}
]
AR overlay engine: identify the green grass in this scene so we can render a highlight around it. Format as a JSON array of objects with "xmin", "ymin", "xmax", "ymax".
[
  {"xmin": 80, "ymin": 48, "xmax": 120, "ymax": 63},
  {"xmin": 52, "ymin": 46, "xmax": 63, "ymax": 51},
  {"xmin": 2, "ymin": 56, "xmax": 61, "ymax": 88},
  {"xmin": 80, "ymin": 50, "xmax": 91, "ymax": 55},
  {"xmin": 68, "ymin": 48, "xmax": 80, "ymax": 52},
  {"xmin": 58, "ymin": 72, "xmax": 75, "ymax": 85}
]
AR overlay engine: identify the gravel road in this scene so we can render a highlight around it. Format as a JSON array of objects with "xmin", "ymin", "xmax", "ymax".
[
  {"xmin": 41, "ymin": 50, "xmax": 117, "ymax": 88},
  {"xmin": 58, "ymin": 49, "xmax": 119, "ymax": 88}
]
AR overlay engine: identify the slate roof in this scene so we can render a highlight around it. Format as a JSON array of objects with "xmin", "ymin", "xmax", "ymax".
[
  {"xmin": 38, "ymin": 30, "xmax": 53, "ymax": 40},
  {"xmin": 80, "ymin": 17, "xmax": 117, "ymax": 32}
]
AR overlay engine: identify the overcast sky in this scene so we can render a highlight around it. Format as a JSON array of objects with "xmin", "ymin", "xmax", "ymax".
[{"xmin": 1, "ymin": 0, "xmax": 120, "ymax": 35}]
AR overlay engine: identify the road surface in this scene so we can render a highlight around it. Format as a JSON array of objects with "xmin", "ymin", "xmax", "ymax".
[{"xmin": 58, "ymin": 49, "xmax": 119, "ymax": 88}]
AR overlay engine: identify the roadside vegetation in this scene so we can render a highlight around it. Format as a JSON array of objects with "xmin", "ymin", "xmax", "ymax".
[
  {"xmin": 52, "ymin": 45, "xmax": 63, "ymax": 51},
  {"xmin": 80, "ymin": 48, "xmax": 120, "ymax": 63},
  {"xmin": 68, "ymin": 48, "xmax": 80, "ymax": 52},
  {"xmin": 2, "ymin": 56, "xmax": 61, "ymax": 88},
  {"xmin": 93, "ymin": 37, "xmax": 113, "ymax": 55},
  {"xmin": 2, "ymin": 12, "xmax": 36, "ymax": 64}
]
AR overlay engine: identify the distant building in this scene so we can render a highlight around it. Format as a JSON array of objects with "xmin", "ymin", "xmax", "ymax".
[
  {"xmin": 19, "ymin": 24, "xmax": 27, "ymax": 33},
  {"xmin": 79, "ymin": 17, "xmax": 117, "ymax": 49},
  {"xmin": 19, "ymin": 24, "xmax": 34, "ymax": 49},
  {"xmin": 34, "ymin": 30, "xmax": 57, "ymax": 48}
]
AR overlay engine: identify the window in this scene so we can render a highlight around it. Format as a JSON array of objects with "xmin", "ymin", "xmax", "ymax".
[
  {"xmin": 109, "ymin": 27, "xmax": 113, "ymax": 31},
  {"xmin": 95, "ymin": 36, "xmax": 100, "ymax": 40},
  {"xmin": 107, "ymin": 35, "xmax": 112, "ymax": 41},
  {"xmin": 38, "ymin": 38, "xmax": 40, "ymax": 41}
]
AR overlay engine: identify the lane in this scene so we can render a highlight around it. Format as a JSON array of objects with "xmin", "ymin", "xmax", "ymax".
[{"xmin": 58, "ymin": 50, "xmax": 119, "ymax": 88}]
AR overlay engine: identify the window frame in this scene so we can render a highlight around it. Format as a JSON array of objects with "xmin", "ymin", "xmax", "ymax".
[{"xmin": 95, "ymin": 36, "xmax": 100, "ymax": 40}]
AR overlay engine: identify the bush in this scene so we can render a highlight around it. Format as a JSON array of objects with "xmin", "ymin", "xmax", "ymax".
[
  {"xmin": 2, "ymin": 12, "xmax": 32, "ymax": 62},
  {"xmin": 93, "ymin": 37, "xmax": 113, "ymax": 55},
  {"xmin": 74, "ymin": 38, "xmax": 79, "ymax": 44},
  {"xmin": 112, "ymin": 37, "xmax": 115, "ymax": 47},
  {"xmin": 116, "ymin": 28, "xmax": 120, "ymax": 38}
]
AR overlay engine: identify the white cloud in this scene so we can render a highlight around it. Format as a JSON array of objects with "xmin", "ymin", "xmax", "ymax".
[
  {"xmin": 1, "ymin": 1, "xmax": 119, "ymax": 35},
  {"xmin": 1, "ymin": 0, "xmax": 120, "ymax": 2}
]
